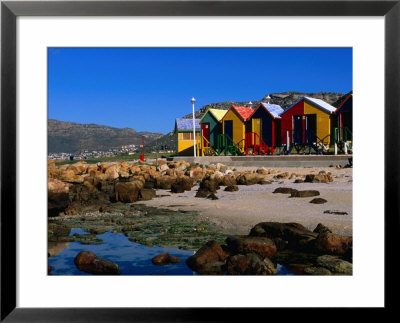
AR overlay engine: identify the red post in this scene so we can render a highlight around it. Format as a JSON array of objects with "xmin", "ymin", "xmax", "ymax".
[{"xmin": 140, "ymin": 136, "xmax": 145, "ymax": 162}]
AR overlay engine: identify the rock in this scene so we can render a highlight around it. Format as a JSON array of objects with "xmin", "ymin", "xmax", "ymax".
[
  {"xmin": 272, "ymin": 187, "xmax": 298, "ymax": 194},
  {"xmin": 189, "ymin": 166, "xmax": 205, "ymax": 180},
  {"xmin": 236, "ymin": 173, "xmax": 264, "ymax": 185},
  {"xmin": 224, "ymin": 185, "xmax": 239, "ymax": 192},
  {"xmin": 323, "ymin": 210, "xmax": 348, "ymax": 215},
  {"xmin": 139, "ymin": 188, "xmax": 156, "ymax": 200},
  {"xmin": 152, "ymin": 252, "xmax": 171, "ymax": 266},
  {"xmin": 159, "ymin": 164, "xmax": 169, "ymax": 172},
  {"xmin": 74, "ymin": 251, "xmax": 120, "ymax": 275},
  {"xmin": 115, "ymin": 181, "xmax": 143, "ymax": 203},
  {"xmin": 249, "ymin": 222, "xmax": 318, "ymax": 251},
  {"xmin": 186, "ymin": 240, "xmax": 227, "ymax": 271},
  {"xmin": 60, "ymin": 170, "xmax": 84, "ymax": 184},
  {"xmin": 309, "ymin": 198, "xmax": 327, "ymax": 204},
  {"xmin": 48, "ymin": 178, "xmax": 70, "ymax": 217},
  {"xmin": 220, "ymin": 175, "xmax": 236, "ymax": 187},
  {"xmin": 256, "ymin": 167, "xmax": 269, "ymax": 175},
  {"xmin": 313, "ymin": 223, "xmax": 332, "ymax": 234},
  {"xmin": 224, "ymin": 169, "xmax": 233, "ymax": 175},
  {"xmin": 294, "ymin": 179, "xmax": 304, "ymax": 183},
  {"xmin": 48, "ymin": 264, "xmax": 52, "ymax": 275},
  {"xmin": 226, "ymin": 236, "xmax": 277, "ymax": 259},
  {"xmin": 207, "ymin": 193, "xmax": 218, "ymax": 200},
  {"xmin": 290, "ymin": 190, "xmax": 320, "ymax": 198},
  {"xmin": 195, "ymin": 188, "xmax": 210, "ymax": 198},
  {"xmin": 155, "ymin": 176, "xmax": 177, "ymax": 189},
  {"xmin": 304, "ymin": 174, "xmax": 333, "ymax": 183},
  {"xmin": 227, "ymin": 253, "xmax": 277, "ymax": 275},
  {"xmin": 199, "ymin": 178, "xmax": 219, "ymax": 193},
  {"xmin": 171, "ymin": 183, "xmax": 185, "ymax": 193},
  {"xmin": 314, "ymin": 232, "xmax": 352, "ymax": 256},
  {"xmin": 303, "ymin": 266, "xmax": 332, "ymax": 275},
  {"xmin": 195, "ymin": 261, "xmax": 226, "ymax": 275},
  {"xmin": 274, "ymin": 172, "xmax": 289, "ymax": 179},
  {"xmin": 170, "ymin": 256, "xmax": 182, "ymax": 264},
  {"xmin": 316, "ymin": 255, "xmax": 352, "ymax": 274}
]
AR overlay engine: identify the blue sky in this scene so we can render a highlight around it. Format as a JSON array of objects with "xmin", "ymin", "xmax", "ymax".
[{"xmin": 48, "ymin": 48, "xmax": 352, "ymax": 134}]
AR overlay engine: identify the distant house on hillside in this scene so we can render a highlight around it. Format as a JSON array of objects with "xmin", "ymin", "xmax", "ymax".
[{"xmin": 174, "ymin": 118, "xmax": 201, "ymax": 156}]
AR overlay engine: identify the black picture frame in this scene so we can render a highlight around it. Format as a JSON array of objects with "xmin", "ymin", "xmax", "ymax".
[{"xmin": 1, "ymin": 0, "xmax": 398, "ymax": 321}]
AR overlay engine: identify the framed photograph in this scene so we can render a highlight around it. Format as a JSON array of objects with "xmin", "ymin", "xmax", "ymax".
[{"xmin": 1, "ymin": 0, "xmax": 398, "ymax": 320}]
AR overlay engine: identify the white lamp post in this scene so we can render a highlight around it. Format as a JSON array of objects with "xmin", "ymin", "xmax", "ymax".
[{"xmin": 191, "ymin": 97, "xmax": 197, "ymax": 157}]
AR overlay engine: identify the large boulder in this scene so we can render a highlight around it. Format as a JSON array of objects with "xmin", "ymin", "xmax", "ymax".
[
  {"xmin": 155, "ymin": 176, "xmax": 177, "ymax": 189},
  {"xmin": 220, "ymin": 175, "xmax": 236, "ymax": 187},
  {"xmin": 186, "ymin": 240, "xmax": 227, "ymax": 272},
  {"xmin": 48, "ymin": 178, "xmax": 70, "ymax": 217},
  {"xmin": 60, "ymin": 170, "xmax": 84, "ymax": 184},
  {"xmin": 199, "ymin": 178, "xmax": 219, "ymax": 193},
  {"xmin": 152, "ymin": 253, "xmax": 171, "ymax": 266},
  {"xmin": 273, "ymin": 187, "xmax": 298, "ymax": 194},
  {"xmin": 236, "ymin": 173, "xmax": 264, "ymax": 185},
  {"xmin": 115, "ymin": 181, "xmax": 143, "ymax": 203},
  {"xmin": 226, "ymin": 253, "xmax": 277, "ymax": 275},
  {"xmin": 171, "ymin": 176, "xmax": 194, "ymax": 193},
  {"xmin": 74, "ymin": 251, "xmax": 120, "ymax": 275},
  {"xmin": 249, "ymin": 222, "xmax": 318, "ymax": 251},
  {"xmin": 226, "ymin": 236, "xmax": 277, "ymax": 259},
  {"xmin": 313, "ymin": 232, "xmax": 352, "ymax": 256}
]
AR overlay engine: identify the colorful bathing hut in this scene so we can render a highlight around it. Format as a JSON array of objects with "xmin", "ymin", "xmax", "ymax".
[
  {"xmin": 220, "ymin": 106, "xmax": 254, "ymax": 153},
  {"xmin": 280, "ymin": 97, "xmax": 336, "ymax": 147},
  {"xmin": 198, "ymin": 108, "xmax": 227, "ymax": 148},
  {"xmin": 333, "ymin": 92, "xmax": 353, "ymax": 143},
  {"xmin": 249, "ymin": 102, "xmax": 284, "ymax": 148},
  {"xmin": 174, "ymin": 118, "xmax": 201, "ymax": 156}
]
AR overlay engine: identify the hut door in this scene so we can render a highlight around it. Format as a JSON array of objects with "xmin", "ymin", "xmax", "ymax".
[
  {"xmin": 252, "ymin": 118, "xmax": 262, "ymax": 145},
  {"xmin": 224, "ymin": 120, "xmax": 233, "ymax": 146},
  {"xmin": 305, "ymin": 114, "xmax": 317, "ymax": 143},
  {"xmin": 293, "ymin": 115, "xmax": 303, "ymax": 144},
  {"xmin": 202, "ymin": 123, "xmax": 210, "ymax": 146}
]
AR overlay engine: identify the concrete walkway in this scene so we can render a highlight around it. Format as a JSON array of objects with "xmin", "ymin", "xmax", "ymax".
[{"xmin": 167, "ymin": 155, "xmax": 353, "ymax": 167}]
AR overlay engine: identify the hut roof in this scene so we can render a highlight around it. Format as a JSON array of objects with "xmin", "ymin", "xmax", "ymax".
[
  {"xmin": 199, "ymin": 108, "xmax": 227, "ymax": 123},
  {"xmin": 256, "ymin": 102, "xmax": 284, "ymax": 119},
  {"xmin": 282, "ymin": 97, "xmax": 336, "ymax": 115},
  {"xmin": 175, "ymin": 118, "xmax": 201, "ymax": 131},
  {"xmin": 230, "ymin": 106, "xmax": 254, "ymax": 121},
  {"xmin": 334, "ymin": 93, "xmax": 353, "ymax": 114}
]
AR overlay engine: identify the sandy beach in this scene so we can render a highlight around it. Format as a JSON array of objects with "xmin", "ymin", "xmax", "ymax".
[{"xmin": 137, "ymin": 166, "xmax": 353, "ymax": 236}]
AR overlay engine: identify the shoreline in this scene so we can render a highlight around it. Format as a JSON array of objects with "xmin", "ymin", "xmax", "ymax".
[{"xmin": 136, "ymin": 166, "xmax": 353, "ymax": 236}]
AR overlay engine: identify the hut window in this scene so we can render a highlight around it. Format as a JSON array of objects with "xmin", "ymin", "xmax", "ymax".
[{"xmin": 182, "ymin": 132, "xmax": 191, "ymax": 140}]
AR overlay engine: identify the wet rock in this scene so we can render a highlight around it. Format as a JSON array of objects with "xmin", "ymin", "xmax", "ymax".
[
  {"xmin": 170, "ymin": 183, "xmax": 185, "ymax": 193},
  {"xmin": 152, "ymin": 252, "xmax": 171, "ymax": 266},
  {"xmin": 226, "ymin": 236, "xmax": 277, "ymax": 259},
  {"xmin": 316, "ymin": 255, "xmax": 352, "ymax": 275},
  {"xmin": 305, "ymin": 174, "xmax": 333, "ymax": 183},
  {"xmin": 220, "ymin": 175, "xmax": 236, "ymax": 187},
  {"xmin": 303, "ymin": 266, "xmax": 332, "ymax": 275},
  {"xmin": 309, "ymin": 198, "xmax": 327, "ymax": 204},
  {"xmin": 199, "ymin": 178, "xmax": 219, "ymax": 193},
  {"xmin": 139, "ymin": 188, "xmax": 156, "ymax": 200},
  {"xmin": 224, "ymin": 185, "xmax": 239, "ymax": 192},
  {"xmin": 195, "ymin": 261, "xmax": 226, "ymax": 275},
  {"xmin": 323, "ymin": 210, "xmax": 348, "ymax": 215},
  {"xmin": 186, "ymin": 240, "xmax": 227, "ymax": 271},
  {"xmin": 249, "ymin": 222, "xmax": 318, "ymax": 251},
  {"xmin": 273, "ymin": 187, "xmax": 298, "ymax": 194},
  {"xmin": 227, "ymin": 253, "xmax": 277, "ymax": 275},
  {"xmin": 294, "ymin": 179, "xmax": 304, "ymax": 183},
  {"xmin": 207, "ymin": 193, "xmax": 218, "ymax": 200},
  {"xmin": 314, "ymin": 232, "xmax": 352, "ymax": 256},
  {"xmin": 313, "ymin": 223, "xmax": 332, "ymax": 234},
  {"xmin": 290, "ymin": 190, "xmax": 320, "ymax": 198},
  {"xmin": 170, "ymin": 256, "xmax": 182, "ymax": 264},
  {"xmin": 74, "ymin": 251, "xmax": 120, "ymax": 275},
  {"xmin": 115, "ymin": 181, "xmax": 143, "ymax": 203}
]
